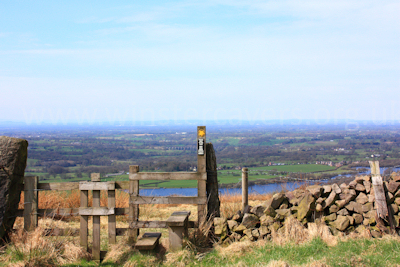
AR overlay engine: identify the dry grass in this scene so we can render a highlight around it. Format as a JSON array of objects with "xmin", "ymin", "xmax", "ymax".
[
  {"xmin": 0, "ymin": 227, "xmax": 90, "ymax": 266},
  {"xmin": 17, "ymin": 190, "xmax": 272, "ymax": 222},
  {"xmin": 9, "ymin": 188, "xmax": 400, "ymax": 266},
  {"xmin": 216, "ymin": 218, "xmax": 338, "ymax": 260}
]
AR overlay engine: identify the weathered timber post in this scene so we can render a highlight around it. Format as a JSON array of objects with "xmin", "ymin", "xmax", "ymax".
[
  {"xmin": 24, "ymin": 176, "xmax": 38, "ymax": 231},
  {"xmin": 242, "ymin": 168, "xmax": 248, "ymax": 211},
  {"xmin": 197, "ymin": 126, "xmax": 207, "ymax": 225},
  {"xmin": 91, "ymin": 173, "xmax": 101, "ymax": 261},
  {"xmin": 129, "ymin": 165, "xmax": 139, "ymax": 243},
  {"xmin": 369, "ymin": 161, "xmax": 389, "ymax": 219},
  {"xmin": 108, "ymin": 182, "xmax": 116, "ymax": 245},
  {"xmin": 369, "ymin": 161, "xmax": 395, "ymax": 232},
  {"xmin": 206, "ymin": 143, "xmax": 220, "ymax": 219},
  {"xmin": 80, "ymin": 177, "xmax": 89, "ymax": 251}
]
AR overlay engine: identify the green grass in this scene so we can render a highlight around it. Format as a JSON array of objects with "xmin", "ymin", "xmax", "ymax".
[
  {"xmin": 60, "ymin": 237, "xmax": 400, "ymax": 266},
  {"xmin": 249, "ymin": 164, "xmax": 336, "ymax": 173},
  {"xmin": 196, "ymin": 238, "xmax": 400, "ymax": 267}
]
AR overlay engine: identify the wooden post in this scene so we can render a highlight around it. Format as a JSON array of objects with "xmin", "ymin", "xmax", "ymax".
[
  {"xmin": 24, "ymin": 176, "xmax": 38, "ymax": 231},
  {"xmin": 129, "ymin": 165, "xmax": 139, "ymax": 243},
  {"xmin": 369, "ymin": 161, "xmax": 389, "ymax": 219},
  {"xmin": 369, "ymin": 161, "xmax": 395, "ymax": 233},
  {"xmin": 80, "ymin": 185, "xmax": 89, "ymax": 251},
  {"xmin": 197, "ymin": 126, "xmax": 207, "ymax": 225},
  {"xmin": 242, "ymin": 168, "xmax": 248, "ymax": 211},
  {"xmin": 91, "ymin": 173, "xmax": 101, "ymax": 262},
  {"xmin": 206, "ymin": 143, "xmax": 220, "ymax": 219},
  {"xmin": 108, "ymin": 187, "xmax": 116, "ymax": 245}
]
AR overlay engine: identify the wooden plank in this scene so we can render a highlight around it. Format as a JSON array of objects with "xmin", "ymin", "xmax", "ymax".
[
  {"xmin": 369, "ymin": 161, "xmax": 389, "ymax": 219},
  {"xmin": 167, "ymin": 211, "xmax": 191, "ymax": 227},
  {"xmin": 130, "ymin": 196, "xmax": 207, "ymax": 205},
  {"xmin": 18, "ymin": 207, "xmax": 129, "ymax": 218},
  {"xmin": 129, "ymin": 165, "xmax": 140, "ymax": 243},
  {"xmin": 44, "ymin": 228, "xmax": 80, "ymax": 236},
  {"xmin": 92, "ymin": 173, "xmax": 101, "ymax": 262},
  {"xmin": 197, "ymin": 126, "xmax": 207, "ymax": 225},
  {"xmin": 80, "ymin": 190, "xmax": 88, "ymax": 251},
  {"xmin": 108, "ymin": 189, "xmax": 116, "ymax": 245},
  {"xmin": 38, "ymin": 182, "xmax": 79, "ymax": 191},
  {"xmin": 242, "ymin": 167, "xmax": 249, "ymax": 211},
  {"xmin": 79, "ymin": 181, "xmax": 115, "ymax": 191},
  {"xmin": 24, "ymin": 176, "xmax": 38, "ymax": 231},
  {"xmin": 115, "ymin": 181, "xmax": 129, "ymax": 190},
  {"xmin": 79, "ymin": 207, "xmax": 115, "ymax": 216},
  {"xmin": 134, "ymin": 232, "xmax": 161, "ymax": 250},
  {"xmin": 129, "ymin": 172, "xmax": 206, "ymax": 181}
]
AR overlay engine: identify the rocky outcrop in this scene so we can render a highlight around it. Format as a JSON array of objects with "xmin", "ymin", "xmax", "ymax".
[
  {"xmin": 214, "ymin": 172, "xmax": 400, "ymax": 244},
  {"xmin": 0, "ymin": 136, "xmax": 28, "ymax": 241}
]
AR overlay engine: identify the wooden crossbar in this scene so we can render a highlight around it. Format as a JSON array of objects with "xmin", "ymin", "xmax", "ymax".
[
  {"xmin": 79, "ymin": 207, "xmax": 115, "ymax": 216},
  {"xmin": 129, "ymin": 172, "xmax": 206, "ymax": 181},
  {"xmin": 79, "ymin": 181, "xmax": 115, "ymax": 190}
]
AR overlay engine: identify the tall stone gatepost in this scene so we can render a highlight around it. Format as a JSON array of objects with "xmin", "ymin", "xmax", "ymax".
[{"xmin": 0, "ymin": 136, "xmax": 28, "ymax": 241}]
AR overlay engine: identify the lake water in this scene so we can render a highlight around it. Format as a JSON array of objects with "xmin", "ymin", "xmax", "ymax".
[
  {"xmin": 139, "ymin": 167, "xmax": 400, "ymax": 197},
  {"xmin": 140, "ymin": 180, "xmax": 319, "ymax": 197}
]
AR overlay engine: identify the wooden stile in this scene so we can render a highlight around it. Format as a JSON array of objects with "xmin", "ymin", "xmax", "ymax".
[{"xmin": 20, "ymin": 126, "xmax": 212, "ymax": 257}]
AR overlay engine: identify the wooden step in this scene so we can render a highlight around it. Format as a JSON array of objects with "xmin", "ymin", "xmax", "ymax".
[
  {"xmin": 135, "ymin": 232, "xmax": 161, "ymax": 250},
  {"xmin": 167, "ymin": 211, "xmax": 191, "ymax": 227}
]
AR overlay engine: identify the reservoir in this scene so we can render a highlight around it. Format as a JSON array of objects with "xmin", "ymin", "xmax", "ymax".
[{"xmin": 139, "ymin": 167, "xmax": 400, "ymax": 197}]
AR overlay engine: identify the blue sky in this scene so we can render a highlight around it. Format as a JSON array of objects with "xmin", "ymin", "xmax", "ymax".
[{"xmin": 0, "ymin": 1, "xmax": 399, "ymax": 125}]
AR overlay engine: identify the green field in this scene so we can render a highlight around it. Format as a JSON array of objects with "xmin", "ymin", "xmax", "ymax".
[{"xmin": 249, "ymin": 164, "xmax": 336, "ymax": 172}]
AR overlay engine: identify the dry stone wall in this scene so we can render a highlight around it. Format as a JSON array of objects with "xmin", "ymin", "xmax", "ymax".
[{"xmin": 214, "ymin": 172, "xmax": 400, "ymax": 244}]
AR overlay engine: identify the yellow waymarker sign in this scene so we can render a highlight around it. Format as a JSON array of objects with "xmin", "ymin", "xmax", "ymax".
[{"xmin": 198, "ymin": 129, "xmax": 205, "ymax": 137}]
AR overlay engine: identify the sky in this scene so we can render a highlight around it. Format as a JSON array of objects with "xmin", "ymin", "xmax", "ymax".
[{"xmin": 0, "ymin": 0, "xmax": 399, "ymax": 125}]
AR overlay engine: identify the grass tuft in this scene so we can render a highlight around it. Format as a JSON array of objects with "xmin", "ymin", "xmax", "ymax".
[{"xmin": 0, "ymin": 227, "xmax": 90, "ymax": 266}]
